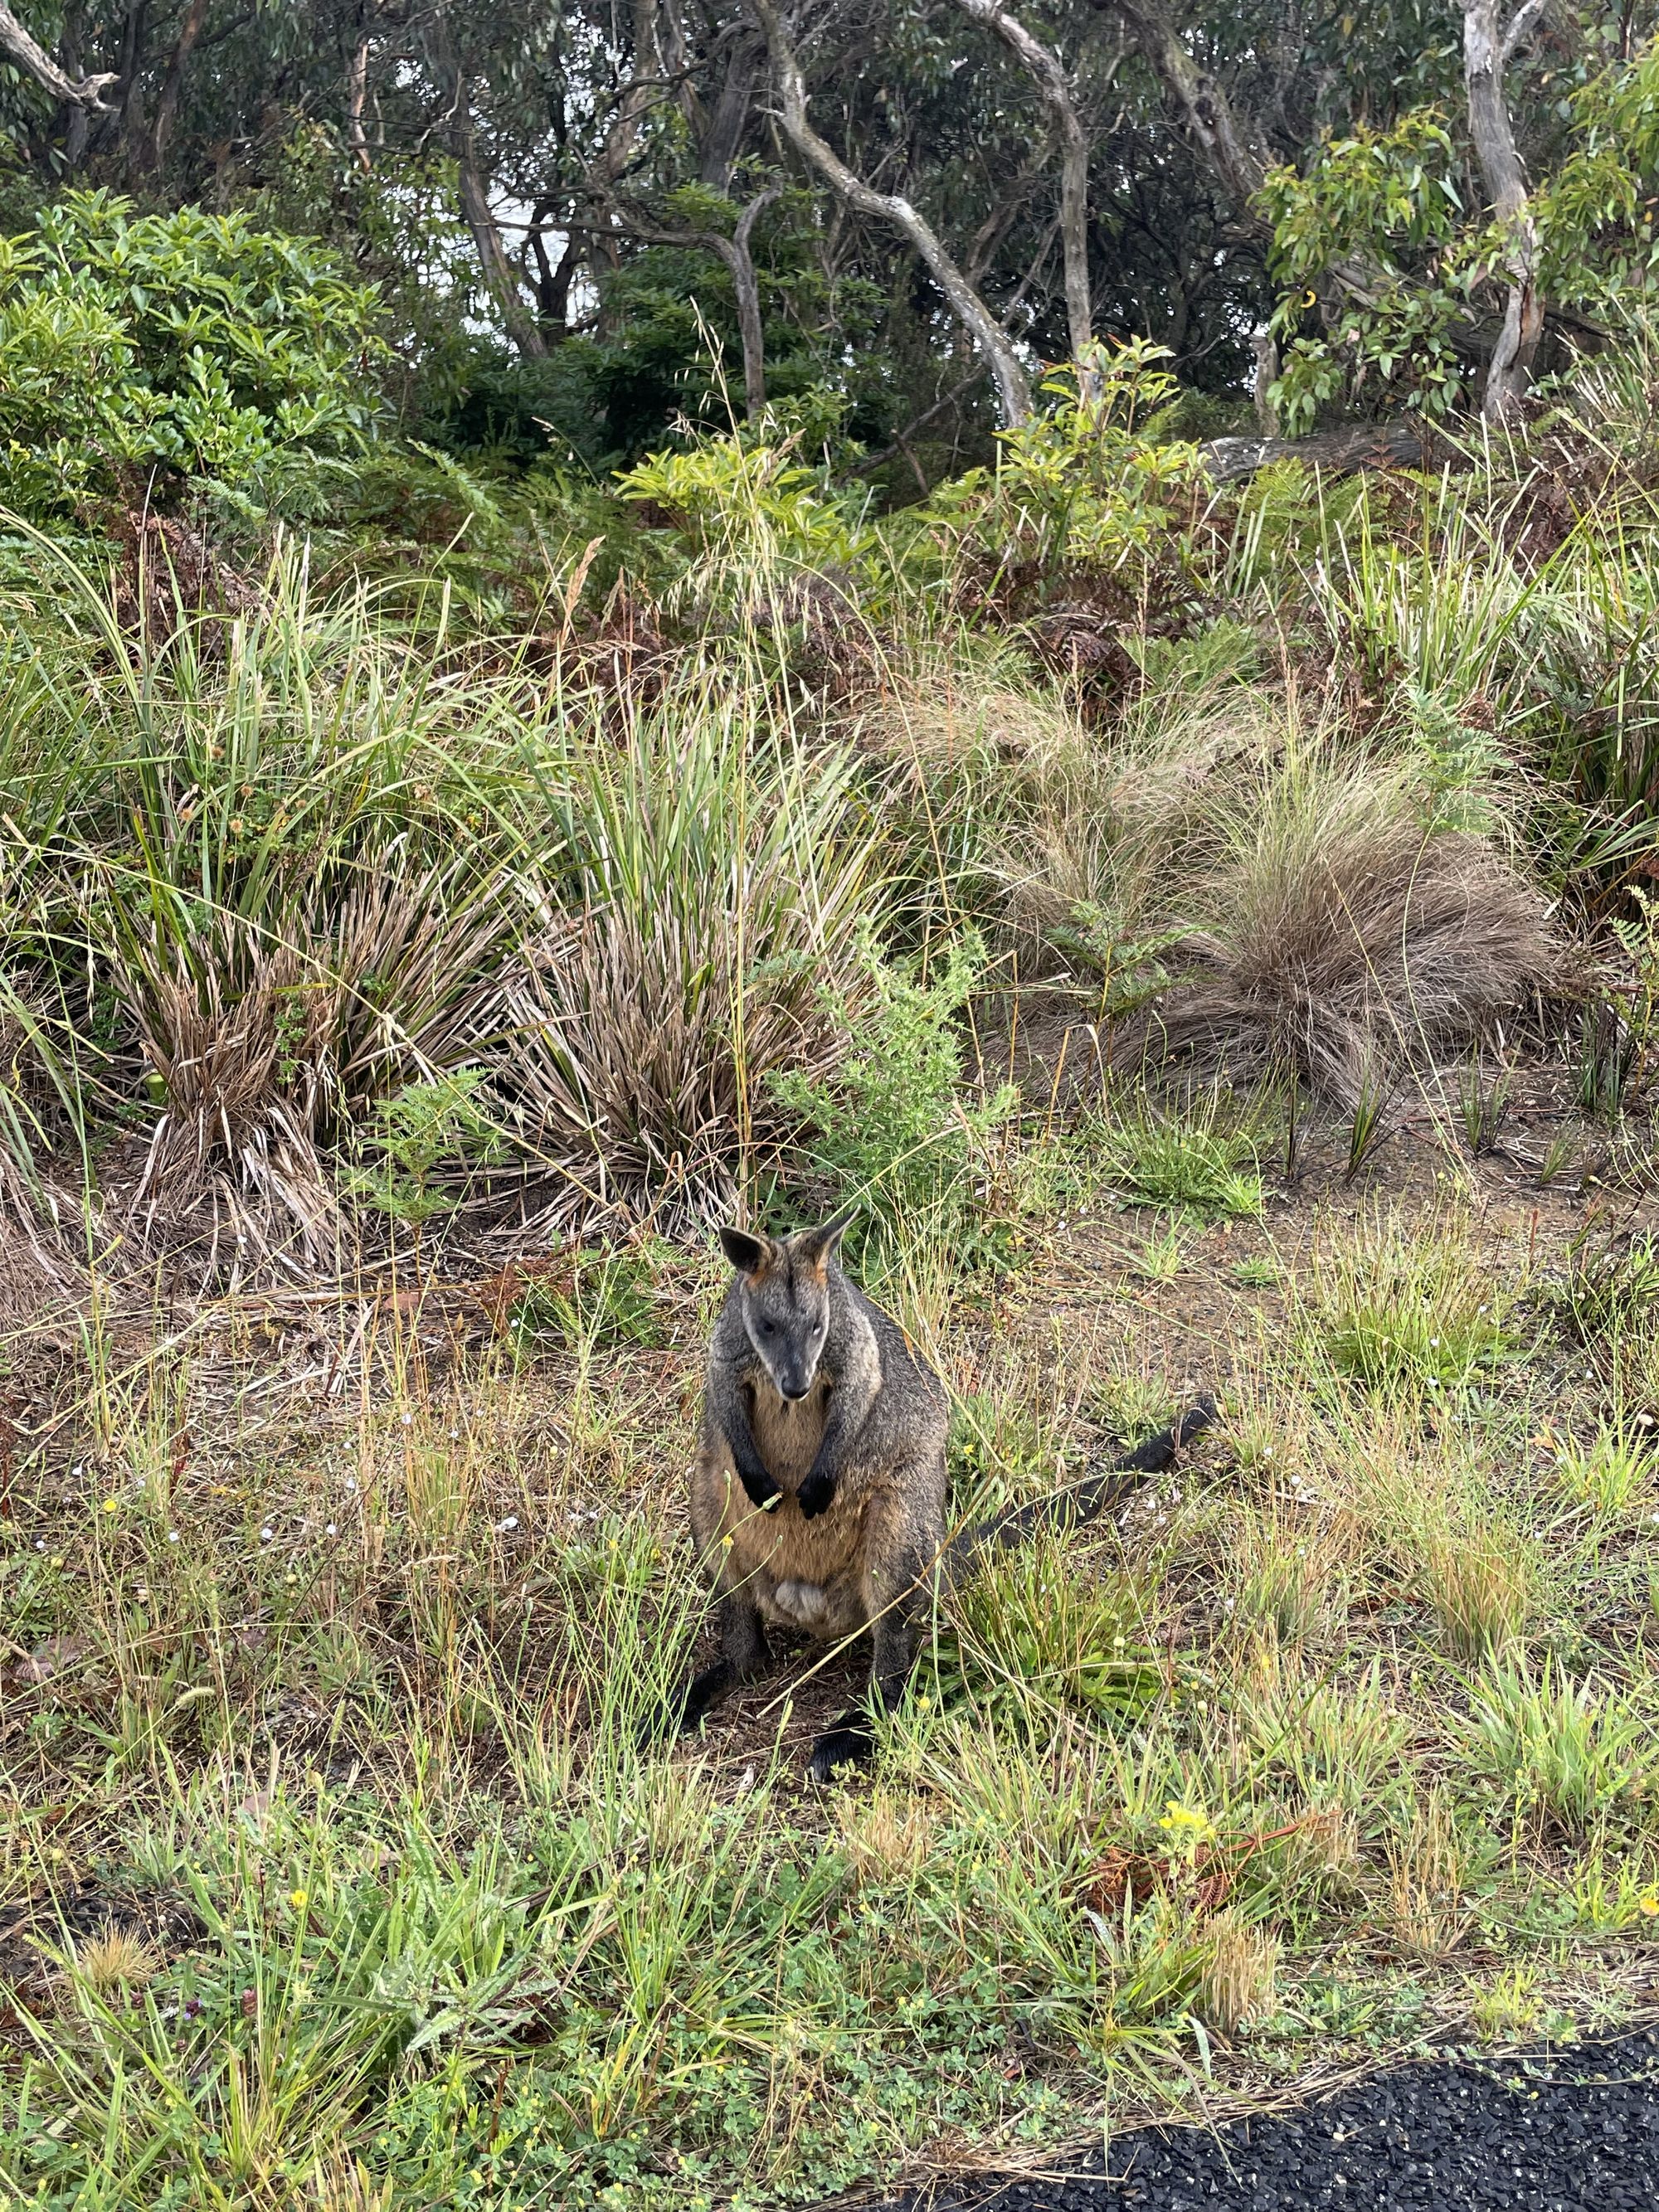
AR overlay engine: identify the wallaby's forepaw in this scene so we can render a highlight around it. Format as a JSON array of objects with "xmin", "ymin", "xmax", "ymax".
[
  {"xmin": 738, "ymin": 1467, "xmax": 783, "ymax": 1512},
  {"xmin": 795, "ymin": 1470, "xmax": 837, "ymax": 1519},
  {"xmin": 640, "ymin": 1661, "xmax": 728, "ymax": 1750},
  {"xmin": 807, "ymin": 1719, "xmax": 875, "ymax": 1783}
]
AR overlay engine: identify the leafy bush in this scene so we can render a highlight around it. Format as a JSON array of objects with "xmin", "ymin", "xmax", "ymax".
[
  {"xmin": 770, "ymin": 926, "xmax": 1016, "ymax": 1269},
  {"xmin": 921, "ymin": 338, "xmax": 1203, "ymax": 593},
  {"xmin": 0, "ymin": 190, "xmax": 383, "ymax": 518}
]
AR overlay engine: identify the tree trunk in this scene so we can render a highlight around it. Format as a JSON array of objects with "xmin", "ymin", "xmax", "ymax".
[
  {"xmin": 347, "ymin": 20, "xmax": 372, "ymax": 172},
  {"xmin": 698, "ymin": 29, "xmax": 761, "ymax": 189},
  {"xmin": 0, "ymin": 0, "xmax": 116, "ymax": 109},
  {"xmin": 713, "ymin": 183, "xmax": 781, "ymax": 416},
  {"xmin": 1463, "ymin": 0, "xmax": 1548, "ymax": 421},
  {"xmin": 149, "ymin": 0, "xmax": 209, "ymax": 168},
  {"xmin": 954, "ymin": 0, "xmax": 1092, "ymax": 366},
  {"xmin": 528, "ymin": 206, "xmax": 582, "ymax": 338},
  {"xmin": 752, "ymin": 0, "xmax": 1032, "ymax": 425},
  {"xmin": 1104, "ymin": 0, "xmax": 1265, "ymax": 205},
  {"xmin": 611, "ymin": 182, "xmax": 781, "ymax": 417},
  {"xmin": 426, "ymin": 16, "xmax": 547, "ymax": 359}
]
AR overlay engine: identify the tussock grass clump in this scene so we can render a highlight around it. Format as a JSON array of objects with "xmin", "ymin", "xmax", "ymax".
[
  {"xmin": 513, "ymin": 707, "xmax": 878, "ymax": 1228},
  {"xmin": 68, "ymin": 1923, "xmax": 159, "ymax": 1997},
  {"xmin": 1196, "ymin": 1913, "xmax": 1281, "ymax": 2035},
  {"xmin": 940, "ymin": 1537, "xmax": 1164, "ymax": 1723},
  {"xmin": 1009, "ymin": 695, "xmax": 1555, "ymax": 1108},
  {"xmin": 1122, "ymin": 757, "xmax": 1557, "ymax": 1106},
  {"xmin": 1466, "ymin": 1661, "xmax": 1656, "ymax": 1839},
  {"xmin": 1302, "ymin": 1206, "xmax": 1520, "ymax": 1398},
  {"xmin": 1386, "ymin": 1788, "xmax": 1473, "ymax": 1962},
  {"xmin": 1096, "ymin": 1093, "xmax": 1265, "ymax": 1218},
  {"xmin": 1229, "ymin": 1500, "xmax": 1352, "ymax": 1646}
]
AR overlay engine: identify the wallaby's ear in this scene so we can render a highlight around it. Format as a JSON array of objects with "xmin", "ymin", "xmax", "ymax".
[
  {"xmin": 799, "ymin": 1206, "xmax": 856, "ymax": 1271},
  {"xmin": 718, "ymin": 1223, "xmax": 771, "ymax": 1276}
]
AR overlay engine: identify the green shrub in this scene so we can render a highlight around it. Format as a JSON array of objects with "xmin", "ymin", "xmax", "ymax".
[
  {"xmin": 0, "ymin": 190, "xmax": 384, "ymax": 518},
  {"xmin": 770, "ymin": 926, "xmax": 1016, "ymax": 1269}
]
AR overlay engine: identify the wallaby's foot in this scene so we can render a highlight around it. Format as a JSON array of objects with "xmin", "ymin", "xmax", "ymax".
[
  {"xmin": 808, "ymin": 1709, "xmax": 877, "ymax": 1783},
  {"xmin": 638, "ymin": 1660, "xmax": 731, "ymax": 1750}
]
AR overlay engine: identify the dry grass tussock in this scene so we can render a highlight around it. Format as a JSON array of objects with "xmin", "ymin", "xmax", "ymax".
[
  {"xmin": 114, "ymin": 868, "xmax": 515, "ymax": 1276},
  {"xmin": 1005, "ymin": 693, "xmax": 1558, "ymax": 1106},
  {"xmin": 849, "ymin": 654, "xmax": 1084, "ymax": 780},
  {"xmin": 1126, "ymin": 770, "xmax": 1558, "ymax": 1105}
]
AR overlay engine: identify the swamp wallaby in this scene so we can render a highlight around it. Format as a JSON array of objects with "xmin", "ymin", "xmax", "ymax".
[{"xmin": 661, "ymin": 1210, "xmax": 1214, "ymax": 1782}]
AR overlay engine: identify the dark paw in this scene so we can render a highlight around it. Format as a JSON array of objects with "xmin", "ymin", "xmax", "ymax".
[
  {"xmin": 808, "ymin": 1723, "xmax": 875, "ymax": 1783},
  {"xmin": 739, "ymin": 1468, "xmax": 782, "ymax": 1511},
  {"xmin": 796, "ymin": 1471, "xmax": 837, "ymax": 1519},
  {"xmin": 639, "ymin": 1663, "xmax": 727, "ymax": 1750}
]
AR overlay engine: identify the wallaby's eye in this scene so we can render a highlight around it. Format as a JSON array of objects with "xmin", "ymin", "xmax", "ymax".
[{"xmin": 757, "ymin": 1319, "xmax": 774, "ymax": 1336}]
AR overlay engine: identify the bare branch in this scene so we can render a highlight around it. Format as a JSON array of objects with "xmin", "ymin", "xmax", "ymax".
[
  {"xmin": 614, "ymin": 182, "xmax": 783, "ymax": 417},
  {"xmin": 1500, "ymin": 0, "xmax": 1551, "ymax": 66},
  {"xmin": 749, "ymin": 0, "xmax": 1032, "ymax": 424},
  {"xmin": 1464, "ymin": 0, "xmax": 1545, "ymax": 419},
  {"xmin": 953, "ymin": 0, "xmax": 1092, "ymax": 362},
  {"xmin": 0, "ymin": 2, "xmax": 117, "ymax": 109}
]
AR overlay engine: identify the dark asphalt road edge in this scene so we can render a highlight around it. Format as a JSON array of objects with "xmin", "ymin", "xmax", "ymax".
[{"xmin": 820, "ymin": 2020, "xmax": 1659, "ymax": 2212}]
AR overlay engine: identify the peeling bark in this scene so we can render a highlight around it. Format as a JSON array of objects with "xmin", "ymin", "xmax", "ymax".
[
  {"xmin": 0, "ymin": 0, "xmax": 116, "ymax": 109},
  {"xmin": 1464, "ymin": 0, "xmax": 1549, "ymax": 421}
]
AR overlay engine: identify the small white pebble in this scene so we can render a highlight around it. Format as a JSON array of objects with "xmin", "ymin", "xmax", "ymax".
[
  {"xmin": 260, "ymin": 1526, "xmax": 273, "ymax": 1541},
  {"xmin": 166, "ymin": 1529, "xmax": 179, "ymax": 1544},
  {"xmin": 495, "ymin": 1515, "xmax": 519, "ymax": 1534},
  {"xmin": 325, "ymin": 1522, "xmax": 338, "ymax": 1537}
]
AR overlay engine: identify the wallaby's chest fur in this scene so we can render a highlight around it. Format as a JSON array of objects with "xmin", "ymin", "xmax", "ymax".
[
  {"xmin": 747, "ymin": 1369, "xmax": 833, "ymax": 1489},
  {"xmin": 708, "ymin": 1365, "xmax": 895, "ymax": 1636}
]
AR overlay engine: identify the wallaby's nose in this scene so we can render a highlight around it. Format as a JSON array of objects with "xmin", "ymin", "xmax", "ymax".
[{"xmin": 781, "ymin": 1378, "xmax": 809, "ymax": 1401}]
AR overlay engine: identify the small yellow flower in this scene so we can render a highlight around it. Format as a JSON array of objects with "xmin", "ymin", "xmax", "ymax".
[
  {"xmin": 1637, "ymin": 1887, "xmax": 1659, "ymax": 1918},
  {"xmin": 289, "ymin": 1889, "xmax": 309, "ymax": 1911},
  {"xmin": 101, "ymin": 1497, "xmax": 119, "ymax": 1514},
  {"xmin": 1157, "ymin": 1800, "xmax": 1214, "ymax": 1840}
]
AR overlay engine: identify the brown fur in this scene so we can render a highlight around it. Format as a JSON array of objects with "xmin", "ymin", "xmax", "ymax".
[
  {"xmin": 674, "ymin": 1215, "xmax": 949, "ymax": 1780},
  {"xmin": 661, "ymin": 1218, "xmax": 1214, "ymax": 1782}
]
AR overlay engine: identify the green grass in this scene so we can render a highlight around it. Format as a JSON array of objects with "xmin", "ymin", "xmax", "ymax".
[
  {"xmin": 2, "ymin": 1175, "xmax": 1658, "ymax": 2207},
  {"xmin": 10, "ymin": 353, "xmax": 1659, "ymax": 2208},
  {"xmin": 1096, "ymin": 1099, "xmax": 1266, "ymax": 1219}
]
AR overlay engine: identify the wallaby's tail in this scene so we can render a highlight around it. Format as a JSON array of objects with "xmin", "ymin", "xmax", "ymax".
[{"xmin": 943, "ymin": 1396, "xmax": 1217, "ymax": 1582}]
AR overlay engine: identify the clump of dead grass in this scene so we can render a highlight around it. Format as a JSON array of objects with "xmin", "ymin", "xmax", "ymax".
[
  {"xmin": 69, "ymin": 1923, "xmax": 159, "ymax": 1997},
  {"xmin": 1195, "ymin": 1911, "xmax": 1281, "ymax": 2035},
  {"xmin": 1385, "ymin": 1787, "xmax": 1472, "ymax": 1961},
  {"xmin": 1118, "ymin": 756, "xmax": 1558, "ymax": 1106}
]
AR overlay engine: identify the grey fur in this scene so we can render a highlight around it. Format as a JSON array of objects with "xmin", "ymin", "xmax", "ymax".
[{"xmin": 667, "ymin": 1213, "xmax": 1213, "ymax": 1782}]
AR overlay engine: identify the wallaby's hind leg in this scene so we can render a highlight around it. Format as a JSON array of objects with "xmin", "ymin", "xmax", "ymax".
[
  {"xmin": 663, "ymin": 1592, "xmax": 770, "ymax": 1741},
  {"xmin": 808, "ymin": 1506, "xmax": 930, "ymax": 1784}
]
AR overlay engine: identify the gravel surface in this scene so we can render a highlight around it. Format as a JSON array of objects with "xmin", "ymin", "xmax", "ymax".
[{"xmin": 862, "ymin": 2029, "xmax": 1659, "ymax": 2211}]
